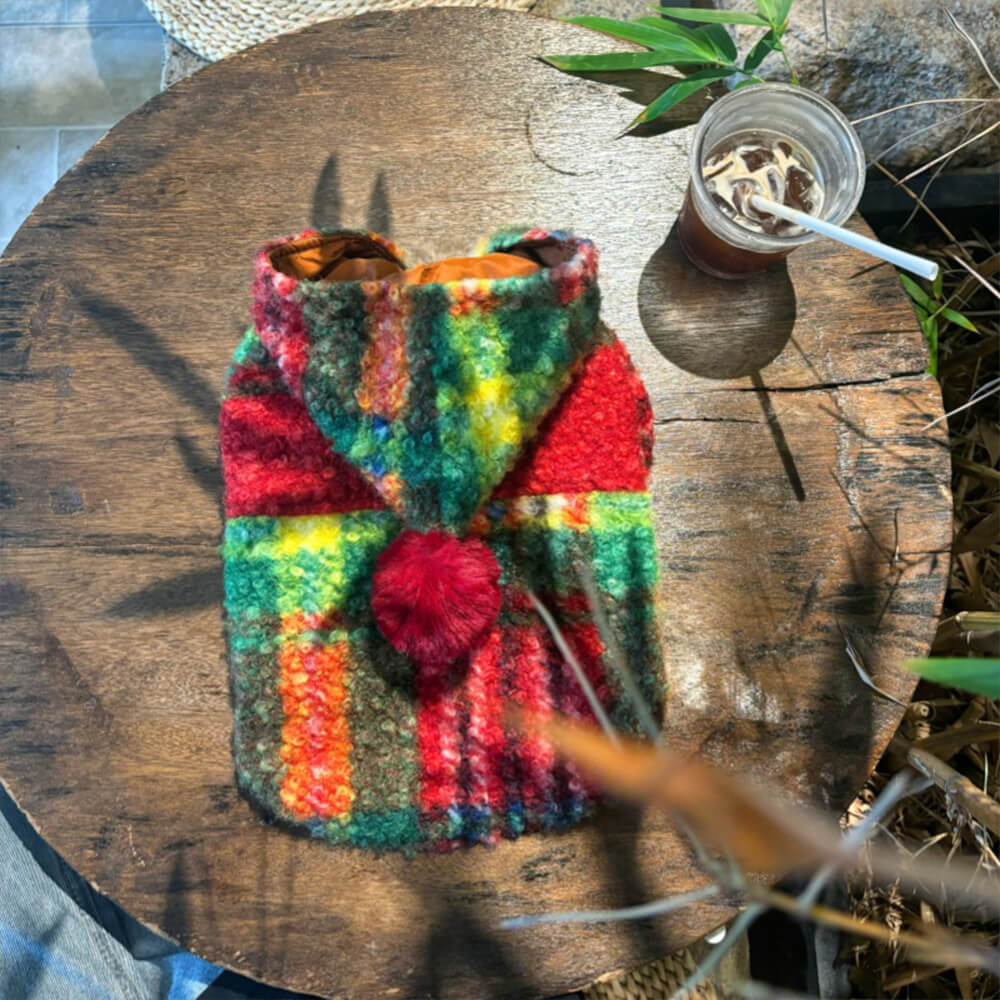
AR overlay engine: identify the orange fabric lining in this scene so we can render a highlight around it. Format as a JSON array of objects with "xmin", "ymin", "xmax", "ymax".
[
  {"xmin": 389, "ymin": 254, "xmax": 539, "ymax": 285},
  {"xmin": 269, "ymin": 234, "xmax": 540, "ymax": 285}
]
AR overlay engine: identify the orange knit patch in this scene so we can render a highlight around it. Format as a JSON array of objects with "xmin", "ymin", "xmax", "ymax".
[{"xmin": 278, "ymin": 639, "xmax": 354, "ymax": 820}]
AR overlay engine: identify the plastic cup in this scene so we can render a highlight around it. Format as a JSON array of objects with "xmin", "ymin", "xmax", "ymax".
[{"xmin": 677, "ymin": 82, "xmax": 866, "ymax": 279}]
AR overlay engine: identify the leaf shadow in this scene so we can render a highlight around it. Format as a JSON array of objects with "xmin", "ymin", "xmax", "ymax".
[
  {"xmin": 71, "ymin": 287, "xmax": 219, "ymax": 424},
  {"xmin": 543, "ymin": 65, "xmax": 718, "ymax": 138},
  {"xmin": 106, "ymin": 567, "xmax": 222, "ymax": 617},
  {"xmin": 173, "ymin": 433, "xmax": 223, "ymax": 504},
  {"xmin": 596, "ymin": 803, "xmax": 672, "ymax": 958},
  {"xmin": 366, "ymin": 170, "xmax": 392, "ymax": 235},
  {"xmin": 0, "ymin": 913, "xmax": 70, "ymax": 1000},
  {"xmin": 412, "ymin": 893, "xmax": 535, "ymax": 1000},
  {"xmin": 311, "ymin": 154, "xmax": 342, "ymax": 230},
  {"xmin": 751, "ymin": 371, "xmax": 806, "ymax": 502},
  {"xmin": 311, "ymin": 155, "xmax": 394, "ymax": 237}
]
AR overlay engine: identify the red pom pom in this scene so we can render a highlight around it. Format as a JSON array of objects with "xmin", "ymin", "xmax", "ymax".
[{"xmin": 371, "ymin": 530, "xmax": 502, "ymax": 664}]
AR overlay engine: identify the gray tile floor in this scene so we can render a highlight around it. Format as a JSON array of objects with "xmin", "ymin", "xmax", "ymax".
[{"xmin": 0, "ymin": 0, "xmax": 164, "ymax": 251}]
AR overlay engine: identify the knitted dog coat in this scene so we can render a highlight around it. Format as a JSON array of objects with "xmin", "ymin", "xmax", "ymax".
[{"xmin": 221, "ymin": 227, "xmax": 664, "ymax": 851}]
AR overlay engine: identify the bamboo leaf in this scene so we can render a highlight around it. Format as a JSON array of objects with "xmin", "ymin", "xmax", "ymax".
[
  {"xmin": 941, "ymin": 306, "xmax": 978, "ymax": 332},
  {"xmin": 634, "ymin": 15, "xmax": 705, "ymax": 41},
  {"xmin": 543, "ymin": 51, "xmax": 703, "ymax": 71},
  {"xmin": 633, "ymin": 17, "xmax": 724, "ymax": 61},
  {"xmin": 900, "ymin": 272, "xmax": 933, "ymax": 310},
  {"xmin": 905, "ymin": 658, "xmax": 1000, "ymax": 698},
  {"xmin": 629, "ymin": 67, "xmax": 734, "ymax": 127},
  {"xmin": 654, "ymin": 5, "xmax": 769, "ymax": 26},
  {"xmin": 565, "ymin": 15, "xmax": 694, "ymax": 52},
  {"xmin": 699, "ymin": 23, "xmax": 738, "ymax": 62},
  {"xmin": 919, "ymin": 312, "xmax": 939, "ymax": 376},
  {"xmin": 775, "ymin": 0, "xmax": 795, "ymax": 26},
  {"xmin": 755, "ymin": 0, "xmax": 779, "ymax": 23},
  {"xmin": 743, "ymin": 29, "xmax": 778, "ymax": 71}
]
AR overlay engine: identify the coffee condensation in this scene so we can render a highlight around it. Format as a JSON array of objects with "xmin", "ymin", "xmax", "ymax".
[{"xmin": 701, "ymin": 131, "xmax": 824, "ymax": 237}]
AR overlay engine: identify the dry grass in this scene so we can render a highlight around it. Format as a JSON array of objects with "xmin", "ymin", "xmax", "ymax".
[{"xmin": 846, "ymin": 234, "xmax": 1000, "ymax": 1000}]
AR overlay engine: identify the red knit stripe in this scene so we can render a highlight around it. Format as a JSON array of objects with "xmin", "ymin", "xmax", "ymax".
[
  {"xmin": 220, "ymin": 394, "xmax": 385, "ymax": 518},
  {"xmin": 415, "ymin": 659, "xmax": 463, "ymax": 814},
  {"xmin": 494, "ymin": 340, "xmax": 652, "ymax": 499},
  {"xmin": 462, "ymin": 627, "xmax": 506, "ymax": 813},
  {"xmin": 555, "ymin": 621, "xmax": 610, "ymax": 799},
  {"xmin": 252, "ymin": 266, "xmax": 310, "ymax": 394},
  {"xmin": 508, "ymin": 621, "xmax": 556, "ymax": 811}
]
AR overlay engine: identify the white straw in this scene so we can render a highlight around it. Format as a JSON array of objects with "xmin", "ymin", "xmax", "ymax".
[{"xmin": 748, "ymin": 194, "xmax": 939, "ymax": 281}]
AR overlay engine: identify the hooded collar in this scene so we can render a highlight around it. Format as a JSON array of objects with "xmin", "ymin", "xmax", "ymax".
[{"xmin": 251, "ymin": 227, "xmax": 602, "ymax": 533}]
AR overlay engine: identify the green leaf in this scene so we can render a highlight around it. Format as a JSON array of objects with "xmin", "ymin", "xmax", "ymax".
[
  {"xmin": 899, "ymin": 272, "xmax": 932, "ymax": 311},
  {"xmin": 754, "ymin": 0, "xmax": 779, "ymax": 22},
  {"xmin": 941, "ymin": 307, "xmax": 978, "ymax": 332},
  {"xmin": 565, "ymin": 16, "xmax": 692, "ymax": 51},
  {"xmin": 774, "ymin": 0, "xmax": 795, "ymax": 25},
  {"xmin": 698, "ymin": 23, "xmax": 738, "ymax": 62},
  {"xmin": 743, "ymin": 29, "xmax": 778, "ymax": 71},
  {"xmin": 653, "ymin": 5, "xmax": 769, "ymax": 26},
  {"xmin": 932, "ymin": 268, "xmax": 943, "ymax": 299},
  {"xmin": 633, "ymin": 17, "xmax": 724, "ymax": 61},
  {"xmin": 543, "ymin": 50, "xmax": 703, "ymax": 71},
  {"xmin": 733, "ymin": 77, "xmax": 759, "ymax": 88},
  {"xmin": 629, "ymin": 66, "xmax": 733, "ymax": 126},
  {"xmin": 905, "ymin": 658, "xmax": 1000, "ymax": 698},
  {"xmin": 919, "ymin": 312, "xmax": 939, "ymax": 376}
]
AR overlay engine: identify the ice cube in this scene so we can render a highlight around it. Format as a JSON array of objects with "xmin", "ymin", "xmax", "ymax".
[
  {"xmin": 741, "ymin": 146, "xmax": 775, "ymax": 172},
  {"xmin": 786, "ymin": 165, "xmax": 817, "ymax": 212},
  {"xmin": 711, "ymin": 192, "xmax": 736, "ymax": 218}
]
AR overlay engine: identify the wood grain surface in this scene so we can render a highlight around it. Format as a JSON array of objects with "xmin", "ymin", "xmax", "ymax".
[{"xmin": 0, "ymin": 10, "xmax": 952, "ymax": 998}]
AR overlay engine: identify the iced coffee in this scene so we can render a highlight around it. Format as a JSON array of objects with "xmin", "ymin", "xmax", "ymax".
[
  {"xmin": 677, "ymin": 84, "xmax": 866, "ymax": 279},
  {"xmin": 702, "ymin": 132, "xmax": 824, "ymax": 236}
]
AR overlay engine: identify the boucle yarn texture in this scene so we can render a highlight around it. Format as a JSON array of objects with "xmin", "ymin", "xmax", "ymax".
[{"xmin": 221, "ymin": 227, "xmax": 664, "ymax": 851}]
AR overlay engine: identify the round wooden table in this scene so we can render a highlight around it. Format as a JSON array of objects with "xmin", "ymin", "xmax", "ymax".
[{"xmin": 0, "ymin": 10, "xmax": 952, "ymax": 998}]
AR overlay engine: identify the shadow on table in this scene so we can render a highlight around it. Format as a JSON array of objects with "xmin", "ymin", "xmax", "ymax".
[
  {"xmin": 406, "ymin": 810, "xmax": 655, "ymax": 1000},
  {"xmin": 638, "ymin": 221, "xmax": 797, "ymax": 380},
  {"xmin": 312, "ymin": 153, "xmax": 393, "ymax": 235}
]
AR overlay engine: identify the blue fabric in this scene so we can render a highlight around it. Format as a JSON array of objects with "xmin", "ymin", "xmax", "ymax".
[{"xmin": 0, "ymin": 786, "xmax": 221, "ymax": 1000}]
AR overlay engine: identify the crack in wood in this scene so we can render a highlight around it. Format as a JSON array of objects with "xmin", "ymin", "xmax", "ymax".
[
  {"xmin": 655, "ymin": 416, "xmax": 758, "ymax": 425},
  {"xmin": 0, "ymin": 533, "xmax": 219, "ymax": 553},
  {"xmin": 726, "ymin": 369, "xmax": 928, "ymax": 393}
]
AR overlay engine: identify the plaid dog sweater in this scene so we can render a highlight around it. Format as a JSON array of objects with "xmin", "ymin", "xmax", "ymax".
[{"xmin": 220, "ymin": 227, "xmax": 664, "ymax": 851}]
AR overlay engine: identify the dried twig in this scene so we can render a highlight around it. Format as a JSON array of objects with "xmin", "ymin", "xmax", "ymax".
[
  {"xmin": 944, "ymin": 9, "xmax": 1000, "ymax": 91},
  {"xmin": 949, "ymin": 251, "xmax": 1000, "ymax": 300},
  {"xmin": 871, "ymin": 103, "xmax": 987, "ymax": 163},
  {"xmin": 840, "ymin": 624, "xmax": 910, "ymax": 708},
  {"xmin": 670, "ymin": 904, "xmax": 765, "ymax": 1000},
  {"xmin": 921, "ymin": 375, "xmax": 1000, "ymax": 429},
  {"xmin": 577, "ymin": 562, "xmax": 662, "ymax": 744},
  {"xmin": 501, "ymin": 883, "xmax": 722, "ymax": 929},
  {"xmin": 893, "ymin": 735, "xmax": 1000, "ymax": 835},
  {"xmin": 798, "ymin": 769, "xmax": 930, "ymax": 908},
  {"xmin": 756, "ymin": 887, "xmax": 1000, "ymax": 973},
  {"xmin": 527, "ymin": 590, "xmax": 620, "ymax": 744},
  {"xmin": 899, "ymin": 121, "xmax": 1000, "ymax": 184},
  {"xmin": 870, "ymin": 160, "xmax": 964, "ymax": 247},
  {"xmin": 851, "ymin": 97, "xmax": 1000, "ymax": 124}
]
